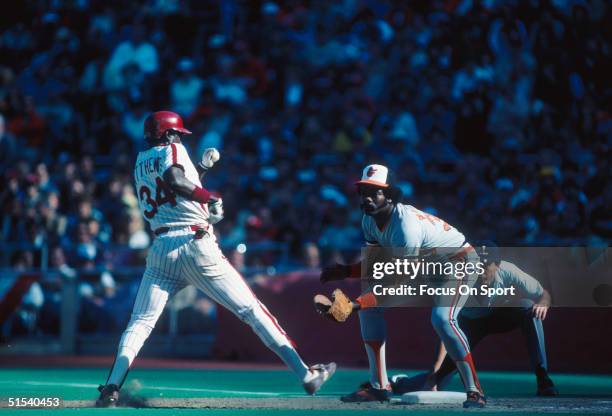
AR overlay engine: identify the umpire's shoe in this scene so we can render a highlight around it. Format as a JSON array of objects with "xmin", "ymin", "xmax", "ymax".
[
  {"xmin": 463, "ymin": 390, "xmax": 487, "ymax": 408},
  {"xmin": 341, "ymin": 382, "xmax": 391, "ymax": 403},
  {"xmin": 536, "ymin": 376, "xmax": 558, "ymax": 396},
  {"xmin": 96, "ymin": 384, "xmax": 120, "ymax": 407},
  {"xmin": 536, "ymin": 366, "xmax": 558, "ymax": 396},
  {"xmin": 303, "ymin": 362, "xmax": 337, "ymax": 395}
]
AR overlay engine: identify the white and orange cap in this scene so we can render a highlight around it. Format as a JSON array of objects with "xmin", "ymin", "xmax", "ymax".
[{"xmin": 355, "ymin": 164, "xmax": 391, "ymax": 188}]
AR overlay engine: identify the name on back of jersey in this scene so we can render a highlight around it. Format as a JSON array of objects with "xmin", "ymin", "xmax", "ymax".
[{"xmin": 135, "ymin": 157, "xmax": 162, "ymax": 181}]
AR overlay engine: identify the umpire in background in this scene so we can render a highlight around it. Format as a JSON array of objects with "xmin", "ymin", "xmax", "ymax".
[{"xmin": 393, "ymin": 243, "xmax": 558, "ymax": 396}]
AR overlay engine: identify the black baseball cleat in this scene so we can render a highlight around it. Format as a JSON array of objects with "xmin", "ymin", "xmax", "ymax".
[
  {"xmin": 536, "ymin": 376, "xmax": 558, "ymax": 396},
  {"xmin": 341, "ymin": 382, "xmax": 391, "ymax": 403},
  {"xmin": 96, "ymin": 384, "xmax": 120, "ymax": 407},
  {"xmin": 463, "ymin": 390, "xmax": 487, "ymax": 408}
]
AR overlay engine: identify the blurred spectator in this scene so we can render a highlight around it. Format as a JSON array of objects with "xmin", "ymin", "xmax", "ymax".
[
  {"xmin": 37, "ymin": 246, "xmax": 76, "ymax": 335},
  {"xmin": 0, "ymin": 113, "xmax": 17, "ymax": 173},
  {"xmin": 4, "ymin": 250, "xmax": 43, "ymax": 336},
  {"xmin": 170, "ymin": 58, "xmax": 204, "ymax": 118},
  {"xmin": 302, "ymin": 242, "xmax": 321, "ymax": 269},
  {"xmin": 0, "ymin": 0, "xmax": 608, "ymax": 281},
  {"xmin": 103, "ymin": 23, "xmax": 158, "ymax": 91}
]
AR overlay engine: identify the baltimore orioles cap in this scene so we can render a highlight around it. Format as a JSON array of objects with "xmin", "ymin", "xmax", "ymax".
[{"xmin": 355, "ymin": 164, "xmax": 391, "ymax": 188}]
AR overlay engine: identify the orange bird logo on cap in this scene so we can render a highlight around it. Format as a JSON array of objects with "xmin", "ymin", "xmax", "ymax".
[{"xmin": 366, "ymin": 167, "xmax": 377, "ymax": 177}]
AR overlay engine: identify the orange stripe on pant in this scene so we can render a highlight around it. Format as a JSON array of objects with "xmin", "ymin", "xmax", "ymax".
[{"xmin": 463, "ymin": 352, "xmax": 482, "ymax": 393}]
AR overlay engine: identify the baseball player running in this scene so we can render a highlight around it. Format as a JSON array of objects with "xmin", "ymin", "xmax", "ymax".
[
  {"xmin": 96, "ymin": 111, "xmax": 335, "ymax": 406},
  {"xmin": 393, "ymin": 244, "xmax": 557, "ymax": 396},
  {"xmin": 316, "ymin": 164, "xmax": 486, "ymax": 408}
]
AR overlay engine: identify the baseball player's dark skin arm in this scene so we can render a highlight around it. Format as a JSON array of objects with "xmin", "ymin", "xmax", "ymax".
[
  {"xmin": 163, "ymin": 166, "xmax": 218, "ymax": 202},
  {"xmin": 196, "ymin": 165, "xmax": 209, "ymax": 182}
]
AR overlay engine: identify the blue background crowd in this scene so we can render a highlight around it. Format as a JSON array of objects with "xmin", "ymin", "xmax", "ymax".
[{"xmin": 0, "ymin": 0, "xmax": 609, "ymax": 337}]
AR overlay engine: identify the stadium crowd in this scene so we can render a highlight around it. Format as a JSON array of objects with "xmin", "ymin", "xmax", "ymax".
[{"xmin": 0, "ymin": 1, "xmax": 610, "ymax": 335}]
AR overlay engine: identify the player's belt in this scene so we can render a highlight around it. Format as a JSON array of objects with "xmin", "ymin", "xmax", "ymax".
[
  {"xmin": 154, "ymin": 227, "xmax": 170, "ymax": 236},
  {"xmin": 153, "ymin": 224, "xmax": 209, "ymax": 238}
]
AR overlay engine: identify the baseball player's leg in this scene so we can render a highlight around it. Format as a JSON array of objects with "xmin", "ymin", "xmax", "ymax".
[
  {"xmin": 104, "ymin": 237, "xmax": 186, "ymax": 389},
  {"xmin": 359, "ymin": 308, "xmax": 389, "ymax": 390},
  {"xmin": 392, "ymin": 310, "xmax": 488, "ymax": 394},
  {"xmin": 431, "ymin": 306, "xmax": 481, "ymax": 393},
  {"xmin": 105, "ymin": 268, "xmax": 185, "ymax": 387},
  {"xmin": 338, "ymin": 307, "xmax": 390, "ymax": 402},
  {"xmin": 181, "ymin": 238, "xmax": 311, "ymax": 381},
  {"xmin": 430, "ymin": 273, "xmax": 483, "ymax": 396},
  {"xmin": 432, "ymin": 312, "xmax": 488, "ymax": 390}
]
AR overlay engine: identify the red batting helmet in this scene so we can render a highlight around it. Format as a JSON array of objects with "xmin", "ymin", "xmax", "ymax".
[{"xmin": 144, "ymin": 111, "xmax": 192, "ymax": 141}]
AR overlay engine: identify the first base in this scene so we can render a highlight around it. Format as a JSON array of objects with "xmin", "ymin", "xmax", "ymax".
[{"xmin": 401, "ymin": 391, "xmax": 465, "ymax": 404}]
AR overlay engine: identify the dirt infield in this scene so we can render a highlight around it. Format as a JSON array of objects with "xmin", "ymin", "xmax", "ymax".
[{"xmin": 42, "ymin": 397, "xmax": 612, "ymax": 413}]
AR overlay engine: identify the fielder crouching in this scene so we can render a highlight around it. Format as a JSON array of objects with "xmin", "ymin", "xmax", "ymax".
[{"xmin": 315, "ymin": 164, "xmax": 486, "ymax": 408}]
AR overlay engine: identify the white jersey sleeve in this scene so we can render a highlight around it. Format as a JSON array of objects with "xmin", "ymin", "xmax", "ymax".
[
  {"xmin": 497, "ymin": 261, "xmax": 544, "ymax": 300},
  {"xmin": 134, "ymin": 143, "xmax": 209, "ymax": 230}
]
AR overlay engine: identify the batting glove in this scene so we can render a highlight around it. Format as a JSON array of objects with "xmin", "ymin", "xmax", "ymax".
[
  {"xmin": 208, "ymin": 198, "xmax": 224, "ymax": 224},
  {"xmin": 200, "ymin": 148, "xmax": 220, "ymax": 170}
]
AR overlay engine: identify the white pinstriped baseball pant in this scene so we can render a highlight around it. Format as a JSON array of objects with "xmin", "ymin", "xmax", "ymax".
[{"xmin": 106, "ymin": 226, "xmax": 307, "ymax": 386}]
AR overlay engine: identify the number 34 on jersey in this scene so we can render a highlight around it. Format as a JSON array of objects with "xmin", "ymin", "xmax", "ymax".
[{"xmin": 138, "ymin": 176, "xmax": 177, "ymax": 219}]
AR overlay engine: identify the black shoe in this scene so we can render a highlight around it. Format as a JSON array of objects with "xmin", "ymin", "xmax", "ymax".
[
  {"xmin": 96, "ymin": 384, "xmax": 120, "ymax": 407},
  {"xmin": 537, "ymin": 376, "xmax": 558, "ymax": 396},
  {"xmin": 463, "ymin": 390, "xmax": 486, "ymax": 408},
  {"xmin": 341, "ymin": 382, "xmax": 391, "ymax": 403}
]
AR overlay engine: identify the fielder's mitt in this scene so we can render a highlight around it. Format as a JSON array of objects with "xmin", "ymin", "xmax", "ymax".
[{"xmin": 314, "ymin": 289, "xmax": 354, "ymax": 322}]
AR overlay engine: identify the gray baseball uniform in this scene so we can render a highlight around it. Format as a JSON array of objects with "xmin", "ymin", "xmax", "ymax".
[{"xmin": 359, "ymin": 203, "xmax": 482, "ymax": 393}]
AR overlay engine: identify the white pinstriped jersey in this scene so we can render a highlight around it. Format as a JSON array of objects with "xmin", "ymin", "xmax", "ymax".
[
  {"xmin": 134, "ymin": 142, "xmax": 209, "ymax": 230},
  {"xmin": 362, "ymin": 203, "xmax": 465, "ymax": 253}
]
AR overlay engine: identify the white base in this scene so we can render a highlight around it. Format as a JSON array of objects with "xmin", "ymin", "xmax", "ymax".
[{"xmin": 401, "ymin": 391, "xmax": 465, "ymax": 404}]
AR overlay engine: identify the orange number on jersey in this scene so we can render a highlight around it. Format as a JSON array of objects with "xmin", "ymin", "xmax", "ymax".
[{"xmin": 416, "ymin": 213, "xmax": 451, "ymax": 231}]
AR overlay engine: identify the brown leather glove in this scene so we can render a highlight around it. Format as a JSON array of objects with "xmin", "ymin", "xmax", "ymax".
[{"xmin": 314, "ymin": 289, "xmax": 355, "ymax": 322}]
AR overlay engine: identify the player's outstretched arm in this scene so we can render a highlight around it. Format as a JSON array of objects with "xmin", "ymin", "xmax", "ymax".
[{"xmin": 163, "ymin": 166, "xmax": 217, "ymax": 203}]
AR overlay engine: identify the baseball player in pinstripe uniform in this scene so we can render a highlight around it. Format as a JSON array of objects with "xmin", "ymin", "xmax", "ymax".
[
  {"xmin": 392, "ymin": 244, "xmax": 558, "ymax": 396},
  {"xmin": 96, "ymin": 111, "xmax": 335, "ymax": 407},
  {"xmin": 318, "ymin": 164, "xmax": 486, "ymax": 408}
]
